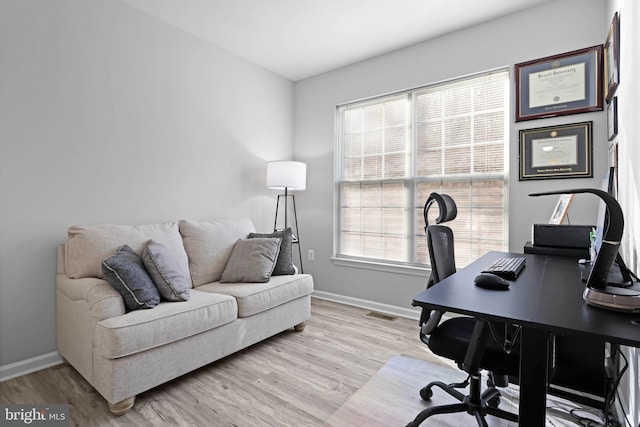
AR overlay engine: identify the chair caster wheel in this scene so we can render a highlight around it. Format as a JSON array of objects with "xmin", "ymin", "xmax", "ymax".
[
  {"xmin": 487, "ymin": 395, "xmax": 501, "ymax": 408},
  {"xmin": 419, "ymin": 386, "xmax": 433, "ymax": 401}
]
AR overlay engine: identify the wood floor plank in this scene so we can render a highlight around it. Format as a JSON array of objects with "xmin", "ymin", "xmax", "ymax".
[{"xmin": 0, "ymin": 298, "xmax": 451, "ymax": 426}]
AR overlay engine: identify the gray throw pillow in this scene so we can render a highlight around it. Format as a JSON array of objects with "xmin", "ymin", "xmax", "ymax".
[
  {"xmin": 248, "ymin": 228, "xmax": 295, "ymax": 275},
  {"xmin": 102, "ymin": 245, "xmax": 160, "ymax": 311},
  {"xmin": 142, "ymin": 240, "xmax": 190, "ymax": 301},
  {"xmin": 220, "ymin": 238, "xmax": 282, "ymax": 283}
]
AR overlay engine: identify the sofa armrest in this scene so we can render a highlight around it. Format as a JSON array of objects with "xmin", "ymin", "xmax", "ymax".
[{"xmin": 57, "ymin": 274, "xmax": 125, "ymax": 321}]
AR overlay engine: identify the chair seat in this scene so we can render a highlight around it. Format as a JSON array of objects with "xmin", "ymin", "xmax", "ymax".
[{"xmin": 427, "ymin": 317, "xmax": 520, "ymax": 376}]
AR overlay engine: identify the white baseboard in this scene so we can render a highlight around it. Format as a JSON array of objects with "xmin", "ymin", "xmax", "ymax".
[
  {"xmin": 312, "ymin": 290, "xmax": 421, "ymax": 321},
  {"xmin": 0, "ymin": 351, "xmax": 63, "ymax": 383}
]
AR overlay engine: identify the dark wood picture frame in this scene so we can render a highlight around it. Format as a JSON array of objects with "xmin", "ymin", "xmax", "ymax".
[
  {"xmin": 515, "ymin": 46, "xmax": 603, "ymax": 122},
  {"xmin": 519, "ymin": 122, "xmax": 593, "ymax": 180},
  {"xmin": 604, "ymin": 12, "xmax": 620, "ymax": 103},
  {"xmin": 608, "ymin": 96, "xmax": 618, "ymax": 141}
]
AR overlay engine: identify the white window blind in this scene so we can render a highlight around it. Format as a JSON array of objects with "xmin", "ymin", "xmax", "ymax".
[{"xmin": 336, "ymin": 69, "xmax": 509, "ymax": 269}]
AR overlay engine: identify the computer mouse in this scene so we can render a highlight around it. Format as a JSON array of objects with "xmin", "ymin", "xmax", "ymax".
[{"xmin": 474, "ymin": 273, "xmax": 510, "ymax": 290}]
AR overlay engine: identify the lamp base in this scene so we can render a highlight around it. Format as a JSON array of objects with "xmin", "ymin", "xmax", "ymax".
[
  {"xmin": 273, "ymin": 192, "xmax": 303, "ymax": 273},
  {"xmin": 583, "ymin": 287, "xmax": 640, "ymax": 313}
]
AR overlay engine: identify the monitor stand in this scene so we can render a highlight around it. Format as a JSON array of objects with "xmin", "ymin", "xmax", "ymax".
[
  {"xmin": 582, "ymin": 257, "xmax": 640, "ymax": 313},
  {"xmin": 607, "ymin": 253, "xmax": 634, "ymax": 288},
  {"xmin": 580, "ymin": 259, "xmax": 636, "ymax": 287}
]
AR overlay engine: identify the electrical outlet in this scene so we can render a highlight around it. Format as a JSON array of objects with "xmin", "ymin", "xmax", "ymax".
[{"xmin": 307, "ymin": 250, "xmax": 315, "ymax": 261}]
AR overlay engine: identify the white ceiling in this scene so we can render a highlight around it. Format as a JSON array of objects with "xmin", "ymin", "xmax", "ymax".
[{"xmin": 120, "ymin": 0, "xmax": 553, "ymax": 81}]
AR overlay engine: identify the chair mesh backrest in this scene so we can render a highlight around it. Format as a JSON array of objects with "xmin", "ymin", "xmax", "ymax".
[{"xmin": 427, "ymin": 225, "xmax": 456, "ymax": 284}]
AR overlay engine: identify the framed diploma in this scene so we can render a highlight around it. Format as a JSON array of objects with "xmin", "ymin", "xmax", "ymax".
[
  {"xmin": 604, "ymin": 12, "xmax": 620, "ymax": 103},
  {"xmin": 519, "ymin": 122, "xmax": 593, "ymax": 180},
  {"xmin": 515, "ymin": 46, "xmax": 603, "ymax": 122}
]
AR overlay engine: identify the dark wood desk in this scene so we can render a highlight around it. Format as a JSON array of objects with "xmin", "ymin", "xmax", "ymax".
[{"xmin": 412, "ymin": 251, "xmax": 640, "ymax": 426}]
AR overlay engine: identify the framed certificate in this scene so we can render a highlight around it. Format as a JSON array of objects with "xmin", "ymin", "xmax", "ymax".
[
  {"xmin": 519, "ymin": 122, "xmax": 593, "ymax": 180},
  {"xmin": 515, "ymin": 46, "xmax": 603, "ymax": 121},
  {"xmin": 604, "ymin": 12, "xmax": 620, "ymax": 103}
]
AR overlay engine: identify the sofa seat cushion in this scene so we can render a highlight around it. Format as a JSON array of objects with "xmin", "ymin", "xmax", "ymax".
[
  {"xmin": 94, "ymin": 290, "xmax": 237, "ymax": 359},
  {"xmin": 196, "ymin": 274, "xmax": 313, "ymax": 318}
]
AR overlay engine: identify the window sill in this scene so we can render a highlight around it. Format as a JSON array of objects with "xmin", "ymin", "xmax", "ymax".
[{"xmin": 331, "ymin": 257, "xmax": 429, "ymax": 277}]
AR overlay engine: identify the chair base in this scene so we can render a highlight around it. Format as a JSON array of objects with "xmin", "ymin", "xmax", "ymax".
[{"xmin": 406, "ymin": 372, "xmax": 518, "ymax": 427}]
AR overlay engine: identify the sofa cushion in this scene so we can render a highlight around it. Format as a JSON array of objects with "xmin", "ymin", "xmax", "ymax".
[
  {"xmin": 66, "ymin": 222, "xmax": 189, "ymax": 280},
  {"xmin": 179, "ymin": 219, "xmax": 255, "ymax": 286},
  {"xmin": 102, "ymin": 245, "xmax": 160, "ymax": 311},
  {"xmin": 248, "ymin": 228, "xmax": 295, "ymax": 275},
  {"xmin": 197, "ymin": 274, "xmax": 314, "ymax": 317},
  {"xmin": 220, "ymin": 238, "xmax": 281, "ymax": 283},
  {"xmin": 94, "ymin": 290, "xmax": 237, "ymax": 359},
  {"xmin": 142, "ymin": 240, "xmax": 190, "ymax": 301}
]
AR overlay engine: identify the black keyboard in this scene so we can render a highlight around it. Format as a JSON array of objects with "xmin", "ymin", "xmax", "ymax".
[{"xmin": 482, "ymin": 257, "xmax": 526, "ymax": 280}]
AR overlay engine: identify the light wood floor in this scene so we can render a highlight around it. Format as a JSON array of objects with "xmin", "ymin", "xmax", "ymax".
[{"xmin": 0, "ymin": 298, "xmax": 456, "ymax": 426}]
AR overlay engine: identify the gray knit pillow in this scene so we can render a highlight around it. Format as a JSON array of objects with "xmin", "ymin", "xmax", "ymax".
[
  {"xmin": 102, "ymin": 245, "xmax": 160, "ymax": 311},
  {"xmin": 142, "ymin": 240, "xmax": 190, "ymax": 301},
  {"xmin": 248, "ymin": 228, "xmax": 295, "ymax": 275},
  {"xmin": 220, "ymin": 238, "xmax": 281, "ymax": 283}
]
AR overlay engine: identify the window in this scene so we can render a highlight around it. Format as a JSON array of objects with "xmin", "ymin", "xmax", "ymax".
[{"xmin": 336, "ymin": 69, "xmax": 509, "ymax": 269}]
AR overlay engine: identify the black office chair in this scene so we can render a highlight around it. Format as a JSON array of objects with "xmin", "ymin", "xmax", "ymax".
[{"xmin": 407, "ymin": 193, "xmax": 520, "ymax": 427}]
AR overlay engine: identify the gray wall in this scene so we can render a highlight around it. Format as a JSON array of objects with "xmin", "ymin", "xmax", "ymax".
[
  {"xmin": 0, "ymin": 0, "xmax": 294, "ymax": 367},
  {"xmin": 294, "ymin": 0, "xmax": 639, "ymax": 423},
  {"xmin": 1, "ymin": 0, "xmax": 638, "ymax": 422},
  {"xmin": 294, "ymin": 0, "xmax": 608, "ymax": 311}
]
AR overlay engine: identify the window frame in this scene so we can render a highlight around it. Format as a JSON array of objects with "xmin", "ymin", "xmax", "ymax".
[{"xmin": 333, "ymin": 68, "xmax": 510, "ymax": 273}]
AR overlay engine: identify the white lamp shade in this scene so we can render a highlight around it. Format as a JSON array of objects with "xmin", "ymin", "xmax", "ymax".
[{"xmin": 266, "ymin": 161, "xmax": 306, "ymax": 190}]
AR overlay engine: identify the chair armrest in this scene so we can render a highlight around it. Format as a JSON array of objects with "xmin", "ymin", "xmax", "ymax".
[
  {"xmin": 57, "ymin": 274, "xmax": 125, "ymax": 321},
  {"xmin": 420, "ymin": 310, "xmax": 444, "ymax": 337}
]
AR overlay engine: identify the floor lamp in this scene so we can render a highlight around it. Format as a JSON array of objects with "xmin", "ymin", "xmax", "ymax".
[{"xmin": 267, "ymin": 161, "xmax": 306, "ymax": 273}]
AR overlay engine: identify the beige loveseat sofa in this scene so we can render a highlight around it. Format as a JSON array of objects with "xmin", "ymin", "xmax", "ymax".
[{"xmin": 56, "ymin": 219, "xmax": 313, "ymax": 415}]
